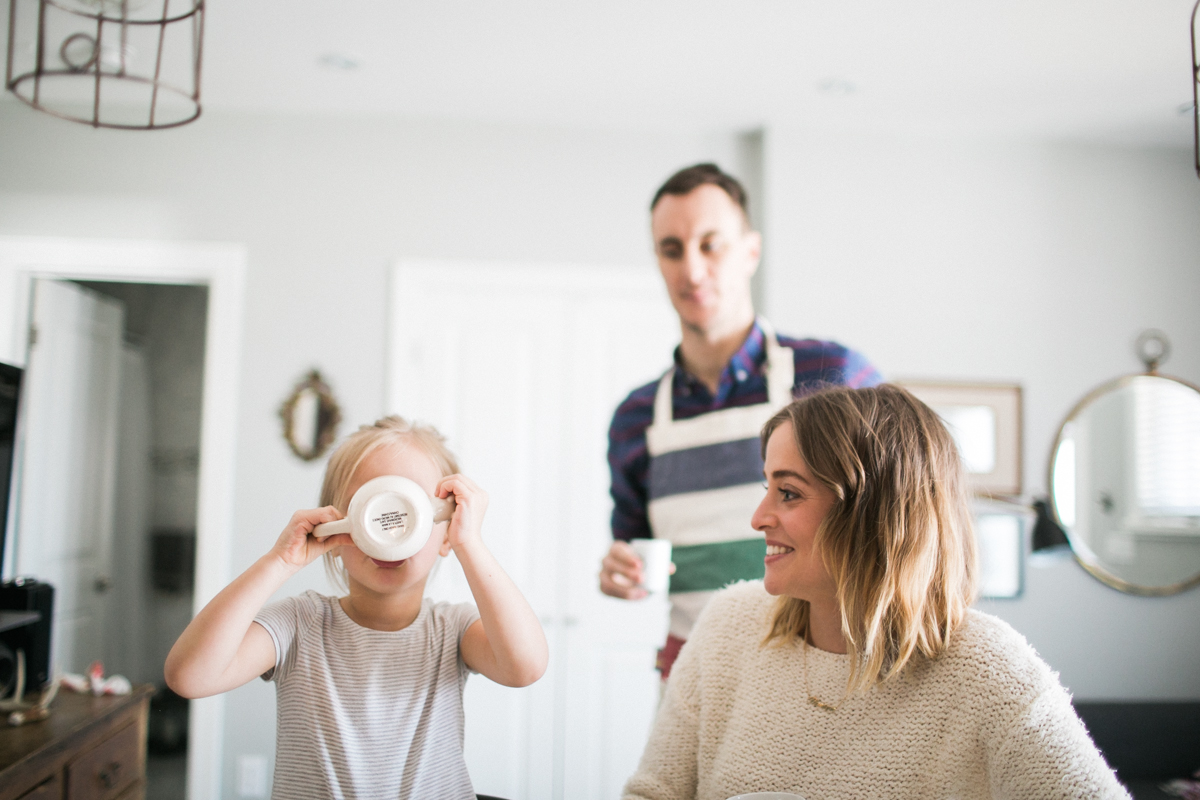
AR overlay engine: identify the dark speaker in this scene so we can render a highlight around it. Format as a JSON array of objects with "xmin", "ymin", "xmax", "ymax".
[
  {"xmin": 0, "ymin": 640, "xmax": 14, "ymax": 698},
  {"xmin": 0, "ymin": 578, "xmax": 54, "ymax": 692}
]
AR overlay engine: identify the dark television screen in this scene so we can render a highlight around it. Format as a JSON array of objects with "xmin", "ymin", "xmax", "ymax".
[{"xmin": 0, "ymin": 361, "xmax": 22, "ymax": 574}]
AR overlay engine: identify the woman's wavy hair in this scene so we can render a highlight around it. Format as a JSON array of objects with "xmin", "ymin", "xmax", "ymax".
[
  {"xmin": 319, "ymin": 415, "xmax": 459, "ymax": 592},
  {"xmin": 761, "ymin": 384, "xmax": 977, "ymax": 693}
]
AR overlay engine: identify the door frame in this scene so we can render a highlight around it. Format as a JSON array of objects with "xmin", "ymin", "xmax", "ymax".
[{"xmin": 0, "ymin": 235, "xmax": 245, "ymax": 800}]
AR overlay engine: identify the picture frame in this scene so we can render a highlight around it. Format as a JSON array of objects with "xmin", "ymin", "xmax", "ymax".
[
  {"xmin": 895, "ymin": 381, "xmax": 1023, "ymax": 497},
  {"xmin": 974, "ymin": 508, "xmax": 1026, "ymax": 599}
]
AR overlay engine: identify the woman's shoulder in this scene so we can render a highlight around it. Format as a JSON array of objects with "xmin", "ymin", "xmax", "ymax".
[
  {"xmin": 668, "ymin": 582, "xmax": 777, "ymax": 700},
  {"xmin": 709, "ymin": 579, "xmax": 774, "ymax": 610},
  {"xmin": 940, "ymin": 609, "xmax": 1059, "ymax": 699},
  {"xmin": 691, "ymin": 580, "xmax": 775, "ymax": 641},
  {"xmin": 951, "ymin": 610, "xmax": 1044, "ymax": 662}
]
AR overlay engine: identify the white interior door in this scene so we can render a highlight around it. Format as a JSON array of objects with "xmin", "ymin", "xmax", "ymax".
[
  {"xmin": 389, "ymin": 261, "xmax": 678, "ymax": 800},
  {"xmin": 15, "ymin": 279, "xmax": 124, "ymax": 675}
]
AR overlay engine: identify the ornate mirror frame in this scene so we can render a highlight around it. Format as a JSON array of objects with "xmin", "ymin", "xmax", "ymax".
[{"xmin": 279, "ymin": 369, "xmax": 342, "ymax": 462}]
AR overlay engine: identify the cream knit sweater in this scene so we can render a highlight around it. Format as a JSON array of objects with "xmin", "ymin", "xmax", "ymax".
[{"xmin": 623, "ymin": 581, "xmax": 1128, "ymax": 800}]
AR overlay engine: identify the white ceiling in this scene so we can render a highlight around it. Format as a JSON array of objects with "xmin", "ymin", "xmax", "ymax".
[{"xmin": 11, "ymin": 1, "xmax": 1200, "ymax": 145}]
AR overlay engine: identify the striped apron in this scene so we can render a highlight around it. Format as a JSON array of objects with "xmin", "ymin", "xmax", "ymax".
[{"xmin": 646, "ymin": 319, "xmax": 795, "ymax": 665}]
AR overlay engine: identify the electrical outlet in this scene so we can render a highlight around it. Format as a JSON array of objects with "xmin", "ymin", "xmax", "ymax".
[{"xmin": 237, "ymin": 755, "xmax": 268, "ymax": 798}]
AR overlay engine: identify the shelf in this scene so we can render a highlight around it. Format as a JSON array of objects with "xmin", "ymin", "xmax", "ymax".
[{"xmin": 0, "ymin": 611, "xmax": 40, "ymax": 634}]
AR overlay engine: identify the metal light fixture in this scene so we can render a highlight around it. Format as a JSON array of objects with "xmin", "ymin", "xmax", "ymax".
[
  {"xmin": 5, "ymin": 0, "xmax": 204, "ymax": 129},
  {"xmin": 1193, "ymin": 0, "xmax": 1199, "ymax": 177}
]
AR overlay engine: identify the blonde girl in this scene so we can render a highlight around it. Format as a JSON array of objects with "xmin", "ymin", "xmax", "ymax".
[{"xmin": 167, "ymin": 416, "xmax": 548, "ymax": 800}]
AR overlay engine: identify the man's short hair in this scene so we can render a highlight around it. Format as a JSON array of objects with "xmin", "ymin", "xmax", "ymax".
[{"xmin": 650, "ymin": 163, "xmax": 749, "ymax": 218}]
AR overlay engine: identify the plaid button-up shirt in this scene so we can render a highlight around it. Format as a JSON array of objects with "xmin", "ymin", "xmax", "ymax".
[{"xmin": 607, "ymin": 320, "xmax": 881, "ymax": 542}]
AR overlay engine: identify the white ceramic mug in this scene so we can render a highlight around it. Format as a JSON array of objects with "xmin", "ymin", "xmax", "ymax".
[
  {"xmin": 631, "ymin": 538, "xmax": 673, "ymax": 594},
  {"xmin": 312, "ymin": 475, "xmax": 455, "ymax": 562}
]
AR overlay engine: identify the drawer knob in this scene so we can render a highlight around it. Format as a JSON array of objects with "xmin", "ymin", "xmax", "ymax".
[{"xmin": 98, "ymin": 761, "xmax": 122, "ymax": 788}]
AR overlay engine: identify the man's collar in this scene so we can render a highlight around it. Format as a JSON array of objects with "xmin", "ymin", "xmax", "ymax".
[
  {"xmin": 729, "ymin": 318, "xmax": 768, "ymax": 375},
  {"xmin": 671, "ymin": 318, "xmax": 769, "ymax": 392}
]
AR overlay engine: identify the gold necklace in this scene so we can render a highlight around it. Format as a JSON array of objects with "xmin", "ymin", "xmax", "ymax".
[{"xmin": 802, "ymin": 638, "xmax": 843, "ymax": 712}]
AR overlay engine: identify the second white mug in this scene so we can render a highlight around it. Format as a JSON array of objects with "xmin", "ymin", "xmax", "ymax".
[{"xmin": 631, "ymin": 538, "xmax": 673, "ymax": 594}]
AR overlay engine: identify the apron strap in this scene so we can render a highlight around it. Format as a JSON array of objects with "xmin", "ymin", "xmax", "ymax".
[
  {"xmin": 653, "ymin": 366, "xmax": 676, "ymax": 425},
  {"xmin": 758, "ymin": 318, "xmax": 795, "ymax": 408}
]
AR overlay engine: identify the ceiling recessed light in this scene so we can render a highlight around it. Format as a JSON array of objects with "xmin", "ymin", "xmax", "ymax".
[
  {"xmin": 318, "ymin": 53, "xmax": 360, "ymax": 71},
  {"xmin": 816, "ymin": 78, "xmax": 857, "ymax": 96}
]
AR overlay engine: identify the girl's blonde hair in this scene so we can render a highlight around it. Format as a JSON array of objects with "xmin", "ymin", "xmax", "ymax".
[
  {"xmin": 760, "ymin": 384, "xmax": 977, "ymax": 694},
  {"xmin": 320, "ymin": 415, "xmax": 460, "ymax": 591}
]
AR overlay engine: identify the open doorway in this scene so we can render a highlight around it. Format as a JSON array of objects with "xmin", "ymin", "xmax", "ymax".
[
  {"xmin": 15, "ymin": 278, "xmax": 206, "ymax": 798},
  {"xmin": 75, "ymin": 280, "xmax": 207, "ymax": 799},
  {"xmin": 0, "ymin": 235, "xmax": 245, "ymax": 800}
]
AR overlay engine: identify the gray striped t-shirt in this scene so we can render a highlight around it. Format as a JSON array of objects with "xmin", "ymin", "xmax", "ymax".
[{"xmin": 255, "ymin": 590, "xmax": 480, "ymax": 800}]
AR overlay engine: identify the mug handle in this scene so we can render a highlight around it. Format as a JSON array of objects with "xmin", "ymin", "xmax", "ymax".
[
  {"xmin": 432, "ymin": 495, "xmax": 456, "ymax": 524},
  {"xmin": 312, "ymin": 518, "xmax": 352, "ymax": 539}
]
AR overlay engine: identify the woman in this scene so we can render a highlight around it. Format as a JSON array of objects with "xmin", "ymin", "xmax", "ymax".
[{"xmin": 623, "ymin": 385, "xmax": 1127, "ymax": 800}]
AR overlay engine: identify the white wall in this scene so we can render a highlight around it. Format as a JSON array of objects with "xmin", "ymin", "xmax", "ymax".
[
  {"xmin": 763, "ymin": 127, "xmax": 1200, "ymax": 700},
  {"xmin": 0, "ymin": 106, "xmax": 741, "ymax": 796}
]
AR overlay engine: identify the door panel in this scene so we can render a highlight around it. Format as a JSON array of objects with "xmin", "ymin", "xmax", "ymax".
[
  {"xmin": 16, "ymin": 279, "xmax": 123, "ymax": 675},
  {"xmin": 390, "ymin": 262, "xmax": 677, "ymax": 799}
]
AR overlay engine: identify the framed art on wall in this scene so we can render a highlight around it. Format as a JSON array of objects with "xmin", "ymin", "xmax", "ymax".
[
  {"xmin": 974, "ymin": 509, "xmax": 1026, "ymax": 598},
  {"xmin": 896, "ymin": 381, "xmax": 1023, "ymax": 497}
]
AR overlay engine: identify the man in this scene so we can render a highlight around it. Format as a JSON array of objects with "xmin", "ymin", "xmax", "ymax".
[{"xmin": 600, "ymin": 163, "xmax": 880, "ymax": 679}]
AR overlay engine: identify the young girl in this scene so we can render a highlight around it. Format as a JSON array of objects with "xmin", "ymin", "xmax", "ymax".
[{"xmin": 165, "ymin": 416, "xmax": 548, "ymax": 799}]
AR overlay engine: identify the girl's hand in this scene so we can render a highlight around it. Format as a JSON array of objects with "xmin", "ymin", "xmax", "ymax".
[
  {"xmin": 270, "ymin": 507, "xmax": 352, "ymax": 570},
  {"xmin": 436, "ymin": 474, "xmax": 489, "ymax": 551}
]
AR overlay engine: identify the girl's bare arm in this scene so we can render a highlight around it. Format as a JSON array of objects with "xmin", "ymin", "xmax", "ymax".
[
  {"xmin": 440, "ymin": 475, "xmax": 549, "ymax": 687},
  {"xmin": 164, "ymin": 507, "xmax": 351, "ymax": 698}
]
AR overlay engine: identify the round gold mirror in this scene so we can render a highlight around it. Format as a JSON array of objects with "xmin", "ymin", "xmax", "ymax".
[
  {"xmin": 279, "ymin": 370, "xmax": 342, "ymax": 462},
  {"xmin": 1048, "ymin": 332, "xmax": 1200, "ymax": 595}
]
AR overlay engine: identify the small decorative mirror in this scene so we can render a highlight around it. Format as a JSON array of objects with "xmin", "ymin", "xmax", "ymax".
[
  {"xmin": 1048, "ymin": 331, "xmax": 1200, "ymax": 595},
  {"xmin": 279, "ymin": 370, "xmax": 342, "ymax": 462}
]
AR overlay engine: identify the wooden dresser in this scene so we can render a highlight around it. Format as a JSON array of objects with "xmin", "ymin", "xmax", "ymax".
[{"xmin": 0, "ymin": 686, "xmax": 152, "ymax": 800}]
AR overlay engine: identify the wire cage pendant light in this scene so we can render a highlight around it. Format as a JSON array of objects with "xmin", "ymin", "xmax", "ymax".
[
  {"xmin": 1192, "ymin": 0, "xmax": 1199, "ymax": 177},
  {"xmin": 5, "ymin": 0, "xmax": 204, "ymax": 130}
]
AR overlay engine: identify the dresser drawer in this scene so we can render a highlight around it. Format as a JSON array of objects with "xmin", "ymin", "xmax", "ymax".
[
  {"xmin": 65, "ymin": 722, "xmax": 139, "ymax": 800},
  {"xmin": 0, "ymin": 687, "xmax": 151, "ymax": 800},
  {"xmin": 110, "ymin": 781, "xmax": 143, "ymax": 800},
  {"xmin": 15, "ymin": 773, "xmax": 60, "ymax": 800}
]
